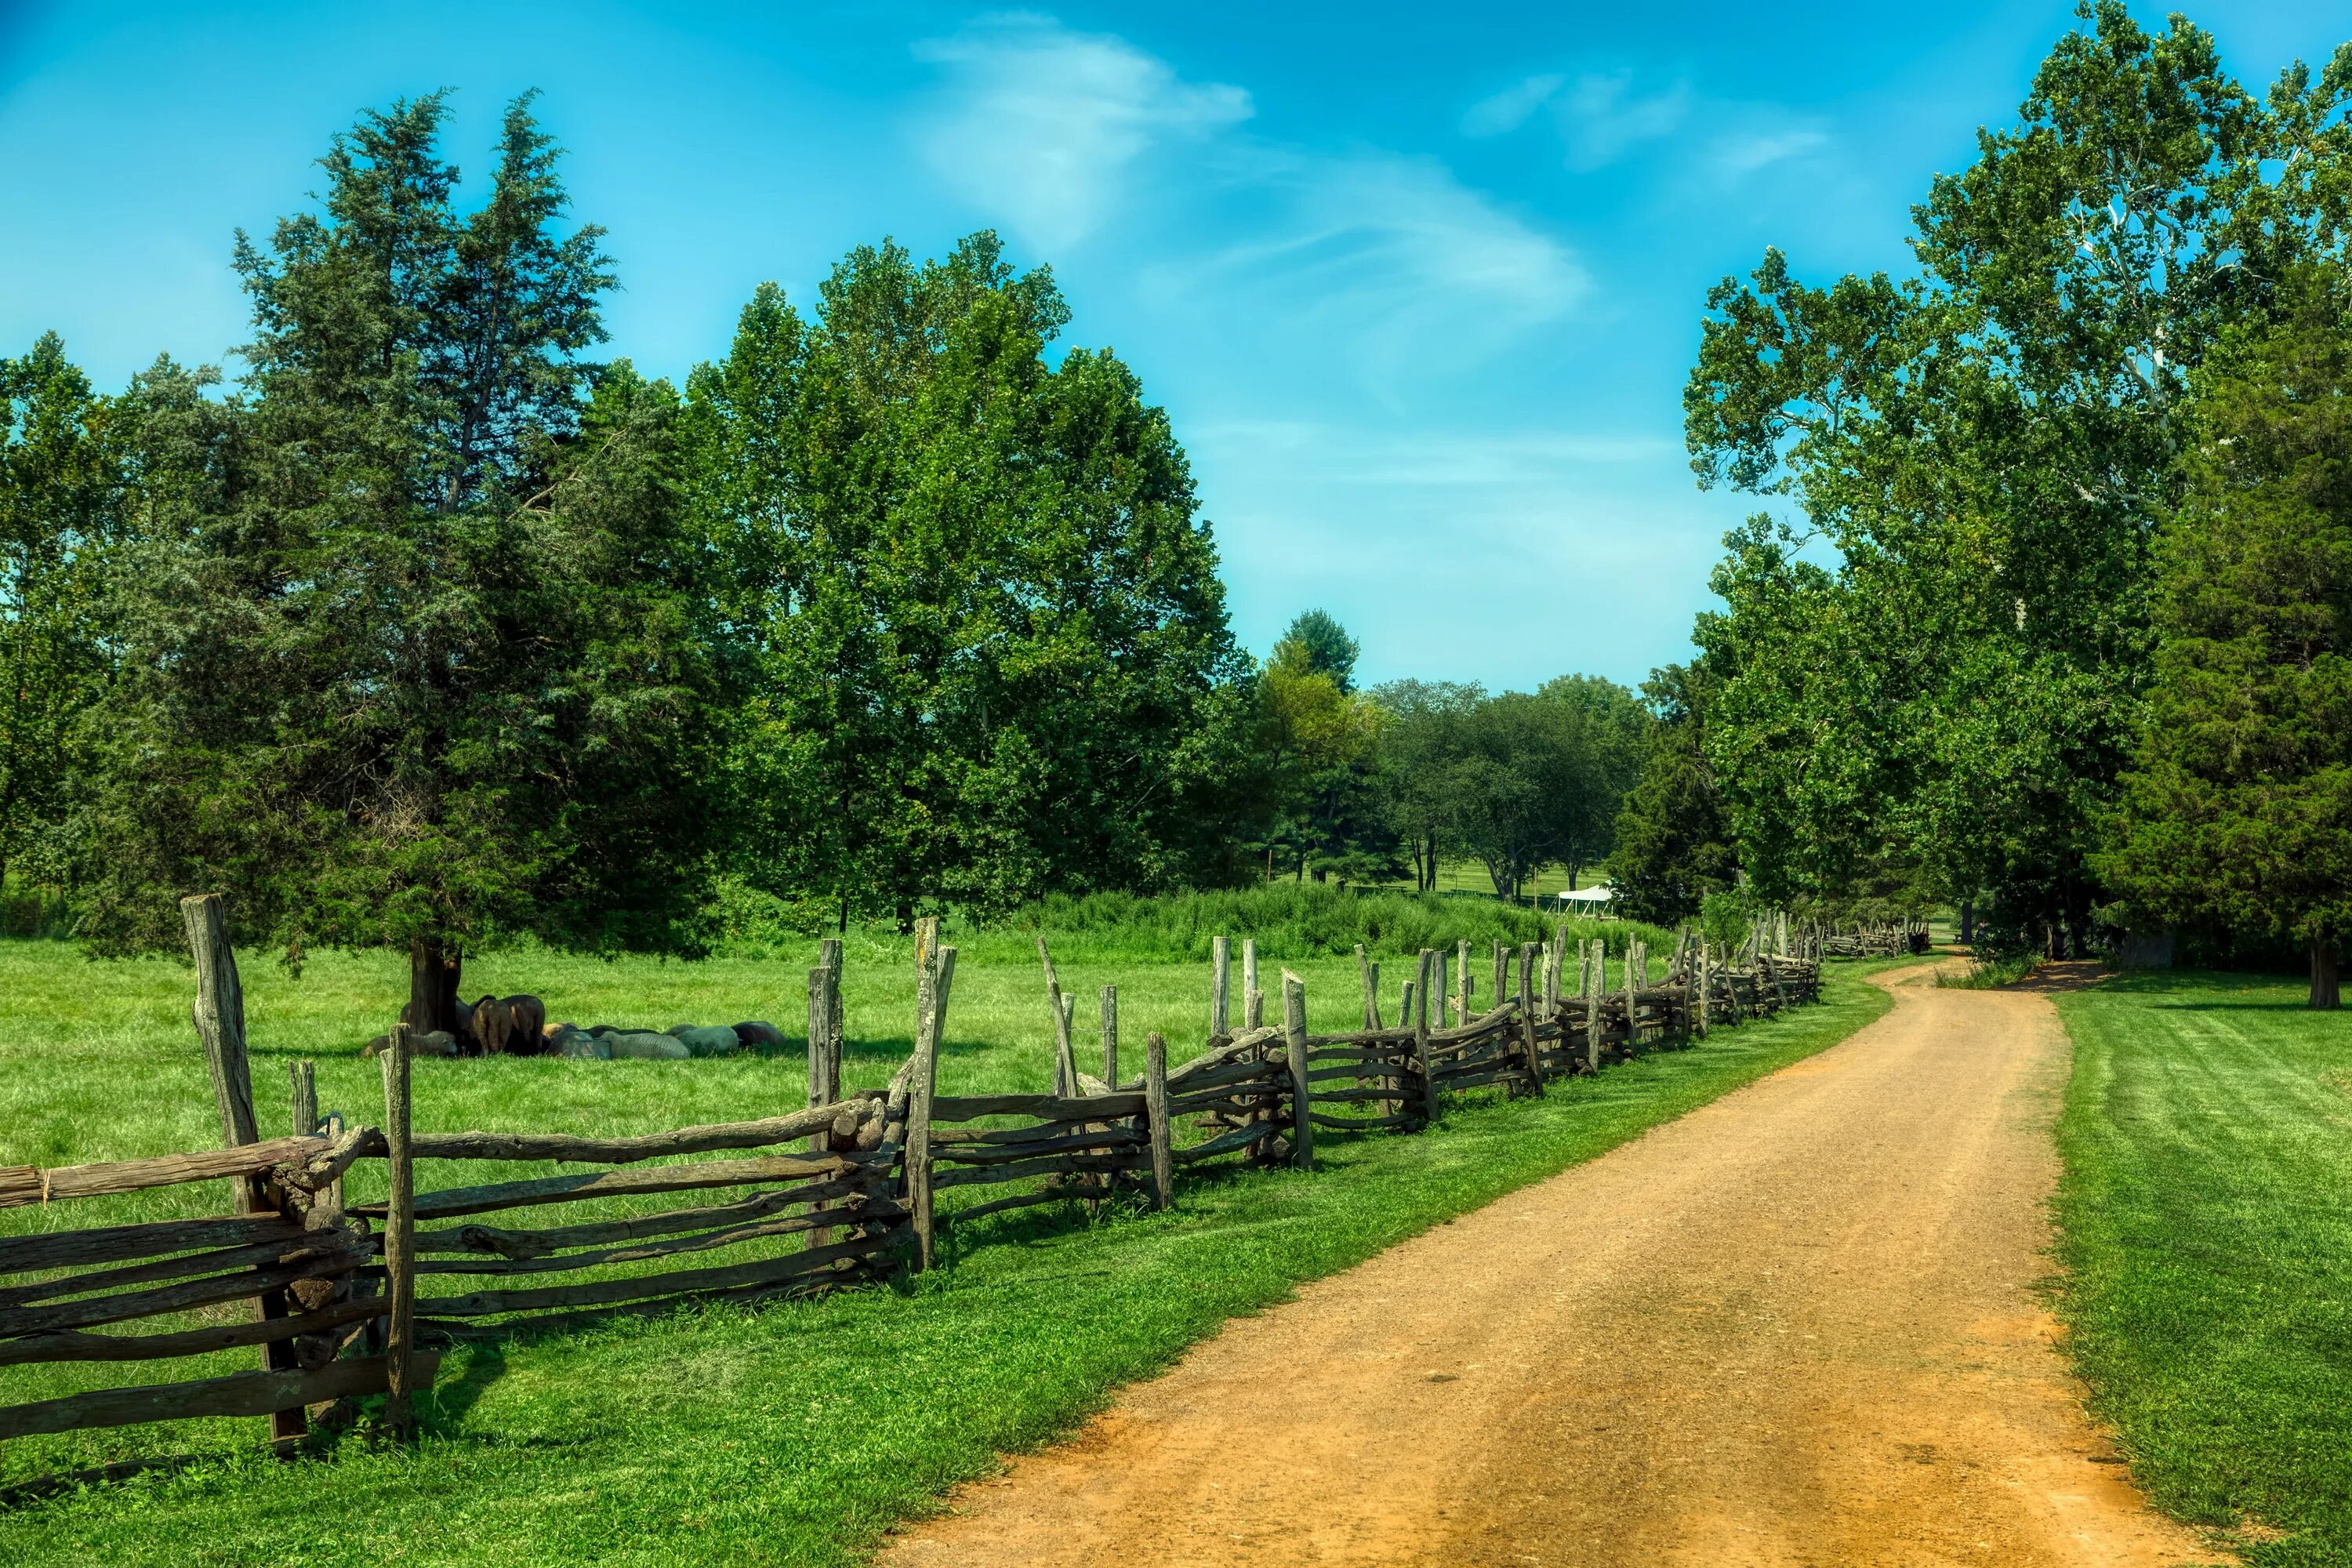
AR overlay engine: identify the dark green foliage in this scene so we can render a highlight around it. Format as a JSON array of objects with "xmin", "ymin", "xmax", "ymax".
[
  {"xmin": 1683, "ymin": 3, "xmax": 2352, "ymax": 947},
  {"xmin": 1608, "ymin": 664, "xmax": 1737, "ymax": 924},
  {"xmin": 77, "ymin": 95, "xmax": 732, "ymax": 964},
  {"xmin": 0, "ymin": 334, "xmax": 120, "ymax": 896},
  {"xmin": 1246, "ymin": 614, "xmax": 1392, "ymax": 883},
  {"xmin": 2096, "ymin": 286, "xmax": 2352, "ymax": 1006},
  {"xmin": 1279, "ymin": 608, "xmax": 1359, "ymax": 692},
  {"xmin": 689, "ymin": 237, "xmax": 1251, "ymax": 926}
]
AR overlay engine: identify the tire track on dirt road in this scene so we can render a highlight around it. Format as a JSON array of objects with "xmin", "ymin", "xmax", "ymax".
[{"xmin": 877, "ymin": 963, "xmax": 2225, "ymax": 1567}]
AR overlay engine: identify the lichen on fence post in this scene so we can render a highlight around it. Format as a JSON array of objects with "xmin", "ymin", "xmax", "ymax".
[{"xmin": 380, "ymin": 1022, "xmax": 416, "ymax": 1443}]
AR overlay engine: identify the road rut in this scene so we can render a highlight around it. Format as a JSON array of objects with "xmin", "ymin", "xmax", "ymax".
[{"xmin": 878, "ymin": 964, "xmax": 2223, "ymax": 1567}]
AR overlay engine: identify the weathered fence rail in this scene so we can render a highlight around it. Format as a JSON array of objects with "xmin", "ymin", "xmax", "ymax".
[{"xmin": 2, "ymin": 902, "xmax": 1837, "ymax": 1497}]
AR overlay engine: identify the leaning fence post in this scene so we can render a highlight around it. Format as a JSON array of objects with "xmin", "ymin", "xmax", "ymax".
[
  {"xmin": 1697, "ymin": 942, "xmax": 1711, "ymax": 1038},
  {"xmin": 380, "ymin": 1021, "xmax": 416, "ymax": 1443},
  {"xmin": 1586, "ymin": 942, "xmax": 1604, "ymax": 1072},
  {"xmin": 1280, "ymin": 971, "xmax": 1314, "ymax": 1171},
  {"xmin": 1357, "ymin": 945, "xmax": 1380, "ymax": 1029},
  {"xmin": 1242, "ymin": 938, "xmax": 1261, "ymax": 1029},
  {"xmin": 1491, "ymin": 942, "xmax": 1507, "ymax": 1020},
  {"xmin": 1144, "ymin": 1031, "xmax": 1174, "ymax": 1209},
  {"xmin": 907, "ymin": 931, "xmax": 946, "ymax": 1272},
  {"xmin": 1210, "ymin": 935, "xmax": 1231, "ymax": 1037},
  {"xmin": 1517, "ymin": 942, "xmax": 1545, "ymax": 1092},
  {"xmin": 1100, "ymin": 985, "xmax": 1120, "ymax": 1084},
  {"xmin": 1413, "ymin": 949, "xmax": 1439, "ymax": 1124},
  {"xmin": 180, "ymin": 894, "xmax": 259, "ymax": 1159},
  {"xmin": 1455, "ymin": 938, "xmax": 1472, "ymax": 1025}
]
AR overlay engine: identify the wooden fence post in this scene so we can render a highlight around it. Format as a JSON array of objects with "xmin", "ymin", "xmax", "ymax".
[
  {"xmin": 1210, "ymin": 935, "xmax": 1230, "ymax": 1037},
  {"xmin": 1586, "ymin": 942, "xmax": 1604, "ymax": 1073},
  {"xmin": 180, "ymin": 895, "xmax": 259, "ymax": 1159},
  {"xmin": 1624, "ymin": 944, "xmax": 1640, "ymax": 1053},
  {"xmin": 1455, "ymin": 938, "xmax": 1471, "ymax": 1025},
  {"xmin": 1432, "ymin": 949, "xmax": 1448, "ymax": 1039},
  {"xmin": 1517, "ymin": 942, "xmax": 1544, "ymax": 1092},
  {"xmin": 181, "ymin": 895, "xmax": 311, "ymax": 1441},
  {"xmin": 1144, "ymin": 1031, "xmax": 1174, "ymax": 1210},
  {"xmin": 1281, "ymin": 971, "xmax": 1313, "ymax": 1171},
  {"xmin": 380, "ymin": 1022, "xmax": 416, "ymax": 1443},
  {"xmin": 907, "ymin": 934, "xmax": 949, "ymax": 1272},
  {"xmin": 1697, "ymin": 942, "xmax": 1711, "ymax": 1038},
  {"xmin": 1357, "ymin": 945, "xmax": 1380, "ymax": 1030},
  {"xmin": 1413, "ymin": 949, "xmax": 1439, "ymax": 1124},
  {"xmin": 1038, "ymin": 936, "xmax": 1077, "ymax": 1096},
  {"xmin": 1242, "ymin": 939, "xmax": 1260, "ymax": 1030},
  {"xmin": 1491, "ymin": 942, "xmax": 1507, "ymax": 1020},
  {"xmin": 1100, "ymin": 985, "xmax": 1119, "ymax": 1084},
  {"xmin": 289, "ymin": 1059, "xmax": 318, "ymax": 1138}
]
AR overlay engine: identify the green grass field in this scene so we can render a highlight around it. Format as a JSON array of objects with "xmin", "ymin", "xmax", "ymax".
[
  {"xmin": 0, "ymin": 932, "xmax": 1912, "ymax": 1566},
  {"xmin": 2053, "ymin": 971, "xmax": 2352, "ymax": 1567}
]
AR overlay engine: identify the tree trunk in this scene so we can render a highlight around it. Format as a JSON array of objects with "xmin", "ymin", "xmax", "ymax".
[
  {"xmin": 2312, "ymin": 937, "xmax": 2341, "ymax": 1011},
  {"xmin": 1960, "ymin": 900, "xmax": 1974, "ymax": 946},
  {"xmin": 405, "ymin": 938, "xmax": 462, "ymax": 1036},
  {"xmin": 1566, "ymin": 863, "xmax": 1580, "ymax": 892}
]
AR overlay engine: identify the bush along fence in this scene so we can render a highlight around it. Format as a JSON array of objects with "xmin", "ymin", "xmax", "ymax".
[{"xmin": 0, "ymin": 898, "xmax": 1829, "ymax": 1496}]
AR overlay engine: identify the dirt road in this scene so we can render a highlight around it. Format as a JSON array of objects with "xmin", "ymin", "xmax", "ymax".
[{"xmin": 878, "ymin": 964, "xmax": 2227, "ymax": 1568}]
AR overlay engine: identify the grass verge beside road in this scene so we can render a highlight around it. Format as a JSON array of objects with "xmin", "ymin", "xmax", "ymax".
[
  {"xmin": 2, "ymin": 942, "xmax": 1912, "ymax": 1566},
  {"xmin": 2053, "ymin": 971, "xmax": 2352, "ymax": 1567}
]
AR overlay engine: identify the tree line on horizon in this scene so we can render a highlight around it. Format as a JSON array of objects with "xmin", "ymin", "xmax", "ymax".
[{"xmin": 0, "ymin": 90, "xmax": 1671, "ymax": 1028}]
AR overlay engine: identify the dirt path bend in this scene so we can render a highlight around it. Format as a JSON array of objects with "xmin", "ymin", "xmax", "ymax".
[{"xmin": 877, "ymin": 964, "xmax": 2226, "ymax": 1568}]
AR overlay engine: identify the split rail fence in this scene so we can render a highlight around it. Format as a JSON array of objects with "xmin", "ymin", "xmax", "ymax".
[{"xmin": 1, "ymin": 897, "xmax": 1831, "ymax": 1497}]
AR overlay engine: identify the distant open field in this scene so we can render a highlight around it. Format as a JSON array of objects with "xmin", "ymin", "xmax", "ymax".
[{"xmin": 0, "ymin": 926, "xmax": 1915, "ymax": 1566}]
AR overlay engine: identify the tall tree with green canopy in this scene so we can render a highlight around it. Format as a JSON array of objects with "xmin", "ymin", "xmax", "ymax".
[
  {"xmin": 2097, "ymin": 281, "xmax": 2352, "ymax": 1007},
  {"xmin": 1247, "ymin": 619, "xmax": 1390, "ymax": 883},
  {"xmin": 80, "ymin": 93, "xmax": 733, "ymax": 1033},
  {"xmin": 1279, "ymin": 608, "xmax": 1360, "ymax": 693},
  {"xmin": 1683, "ymin": 2, "xmax": 2352, "ymax": 953},
  {"xmin": 1370, "ymin": 677, "xmax": 1483, "ymax": 890},
  {"xmin": 1608, "ymin": 663, "xmax": 1738, "ymax": 924},
  {"xmin": 688, "ymin": 234, "xmax": 1252, "ymax": 925},
  {"xmin": 0, "ymin": 334, "xmax": 122, "ymax": 905}
]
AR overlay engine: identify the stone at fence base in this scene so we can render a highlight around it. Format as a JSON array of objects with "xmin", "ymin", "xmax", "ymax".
[
  {"xmin": 607, "ymin": 1031, "xmax": 693, "ymax": 1061},
  {"xmin": 670, "ymin": 1025, "xmax": 746, "ymax": 1057},
  {"xmin": 552, "ymin": 1028, "xmax": 612, "ymax": 1060}
]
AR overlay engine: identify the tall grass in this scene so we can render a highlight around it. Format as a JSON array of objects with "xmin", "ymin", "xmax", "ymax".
[{"xmin": 718, "ymin": 880, "xmax": 1676, "ymax": 966}]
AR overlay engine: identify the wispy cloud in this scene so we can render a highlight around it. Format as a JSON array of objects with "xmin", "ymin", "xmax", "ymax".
[
  {"xmin": 1461, "ymin": 72, "xmax": 1564, "ymax": 137},
  {"xmin": 1558, "ymin": 70, "xmax": 1690, "ymax": 170},
  {"xmin": 913, "ymin": 14, "xmax": 1250, "ymax": 252},
  {"xmin": 916, "ymin": 16, "xmax": 1586, "ymax": 389},
  {"xmin": 1460, "ymin": 63, "xmax": 1831, "ymax": 187},
  {"xmin": 1708, "ymin": 126, "xmax": 1831, "ymax": 178}
]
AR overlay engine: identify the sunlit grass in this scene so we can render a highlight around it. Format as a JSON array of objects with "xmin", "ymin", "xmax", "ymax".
[
  {"xmin": 2, "ymin": 935, "xmax": 1911, "ymax": 1565},
  {"xmin": 2053, "ymin": 971, "xmax": 2352, "ymax": 1566}
]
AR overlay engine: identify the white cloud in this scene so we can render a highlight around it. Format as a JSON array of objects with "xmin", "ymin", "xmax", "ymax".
[
  {"xmin": 1709, "ymin": 126, "xmax": 1832, "ymax": 178},
  {"xmin": 913, "ymin": 14, "xmax": 1250, "ymax": 251},
  {"xmin": 916, "ymin": 17, "xmax": 1586, "ymax": 390},
  {"xmin": 1558, "ymin": 70, "xmax": 1690, "ymax": 171},
  {"xmin": 1461, "ymin": 73, "xmax": 1564, "ymax": 137}
]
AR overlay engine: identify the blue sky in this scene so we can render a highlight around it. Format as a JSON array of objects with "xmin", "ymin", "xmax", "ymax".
[{"xmin": 3, "ymin": 1, "xmax": 2345, "ymax": 691}]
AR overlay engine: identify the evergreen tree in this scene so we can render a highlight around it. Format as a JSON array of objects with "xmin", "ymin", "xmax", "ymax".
[
  {"xmin": 0, "ymin": 334, "xmax": 122, "ymax": 902},
  {"xmin": 1609, "ymin": 664, "xmax": 1738, "ymax": 924},
  {"xmin": 81, "ymin": 95, "xmax": 731, "ymax": 1030},
  {"xmin": 2098, "ymin": 284, "xmax": 2352, "ymax": 1007},
  {"xmin": 1279, "ymin": 608, "xmax": 1360, "ymax": 693}
]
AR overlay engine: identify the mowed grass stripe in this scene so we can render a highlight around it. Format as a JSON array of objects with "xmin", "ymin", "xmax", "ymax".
[{"xmin": 2053, "ymin": 971, "xmax": 2352, "ymax": 1566}]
